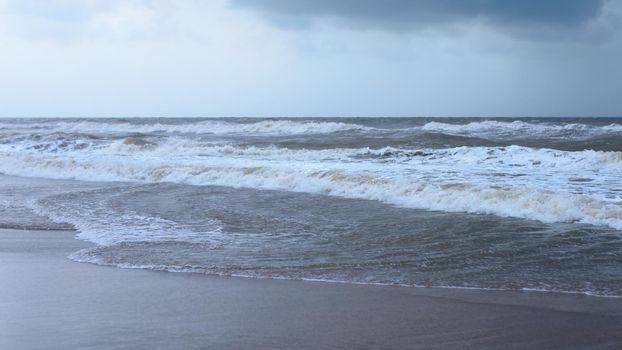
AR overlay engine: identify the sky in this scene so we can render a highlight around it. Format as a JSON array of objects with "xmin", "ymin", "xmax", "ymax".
[{"xmin": 0, "ymin": 0, "xmax": 620, "ymax": 118}]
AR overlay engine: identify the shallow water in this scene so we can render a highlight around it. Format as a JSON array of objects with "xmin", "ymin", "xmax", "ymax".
[{"xmin": 1, "ymin": 117, "xmax": 621, "ymax": 296}]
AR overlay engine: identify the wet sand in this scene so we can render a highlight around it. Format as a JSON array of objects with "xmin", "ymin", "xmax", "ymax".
[{"xmin": 1, "ymin": 229, "xmax": 621, "ymax": 350}]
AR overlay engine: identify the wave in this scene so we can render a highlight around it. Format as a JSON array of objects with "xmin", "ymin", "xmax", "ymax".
[
  {"xmin": 97, "ymin": 141, "xmax": 622, "ymax": 175},
  {"xmin": 0, "ymin": 119, "xmax": 370, "ymax": 136},
  {"xmin": 3, "ymin": 119, "xmax": 621, "ymax": 142},
  {"xmin": 421, "ymin": 120, "xmax": 622, "ymax": 138},
  {"xmin": 7, "ymin": 132, "xmax": 622, "ymax": 169},
  {"xmin": 2, "ymin": 145, "xmax": 621, "ymax": 230},
  {"xmin": 354, "ymin": 145, "xmax": 622, "ymax": 167}
]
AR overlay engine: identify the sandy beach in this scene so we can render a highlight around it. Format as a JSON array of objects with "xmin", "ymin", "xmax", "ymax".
[{"xmin": 1, "ymin": 228, "xmax": 621, "ymax": 350}]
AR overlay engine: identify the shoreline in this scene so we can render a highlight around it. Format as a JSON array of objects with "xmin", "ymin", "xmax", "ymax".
[
  {"xmin": 74, "ymin": 255, "xmax": 622, "ymax": 301},
  {"xmin": 2, "ymin": 228, "xmax": 622, "ymax": 349},
  {"xmin": 62, "ymin": 226, "xmax": 621, "ymax": 300}
]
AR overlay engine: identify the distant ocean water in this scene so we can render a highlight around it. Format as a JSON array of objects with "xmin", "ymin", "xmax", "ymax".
[{"xmin": 1, "ymin": 117, "xmax": 621, "ymax": 296}]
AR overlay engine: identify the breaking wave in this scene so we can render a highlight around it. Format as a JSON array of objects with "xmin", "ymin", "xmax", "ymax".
[
  {"xmin": 421, "ymin": 120, "xmax": 622, "ymax": 138},
  {"xmin": 0, "ymin": 119, "xmax": 369, "ymax": 136},
  {"xmin": 3, "ymin": 119, "xmax": 621, "ymax": 139},
  {"xmin": 1, "ymin": 144, "xmax": 621, "ymax": 230}
]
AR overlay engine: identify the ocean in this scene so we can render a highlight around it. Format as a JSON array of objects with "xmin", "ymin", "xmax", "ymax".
[{"xmin": 1, "ymin": 117, "xmax": 621, "ymax": 296}]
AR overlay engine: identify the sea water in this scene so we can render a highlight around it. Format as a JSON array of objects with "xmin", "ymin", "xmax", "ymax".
[{"xmin": 1, "ymin": 117, "xmax": 621, "ymax": 296}]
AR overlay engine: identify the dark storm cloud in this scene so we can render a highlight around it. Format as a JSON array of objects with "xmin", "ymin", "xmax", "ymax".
[{"xmin": 231, "ymin": 0, "xmax": 605, "ymax": 34}]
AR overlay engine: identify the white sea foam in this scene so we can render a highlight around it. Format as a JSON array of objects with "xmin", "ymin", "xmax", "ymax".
[
  {"xmin": 0, "ymin": 119, "xmax": 369, "ymax": 136},
  {"xmin": 3, "ymin": 119, "xmax": 621, "ymax": 138},
  {"xmin": 30, "ymin": 188, "xmax": 223, "ymax": 245},
  {"xmin": 2, "ymin": 141, "xmax": 621, "ymax": 230},
  {"xmin": 65, "ymin": 136, "xmax": 622, "ymax": 169},
  {"xmin": 421, "ymin": 120, "xmax": 622, "ymax": 138}
]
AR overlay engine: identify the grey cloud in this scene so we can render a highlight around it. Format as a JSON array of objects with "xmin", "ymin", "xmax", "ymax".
[{"xmin": 231, "ymin": 0, "xmax": 606, "ymax": 37}]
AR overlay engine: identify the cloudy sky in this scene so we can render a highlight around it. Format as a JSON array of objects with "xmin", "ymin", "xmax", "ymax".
[{"xmin": 0, "ymin": 0, "xmax": 620, "ymax": 118}]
